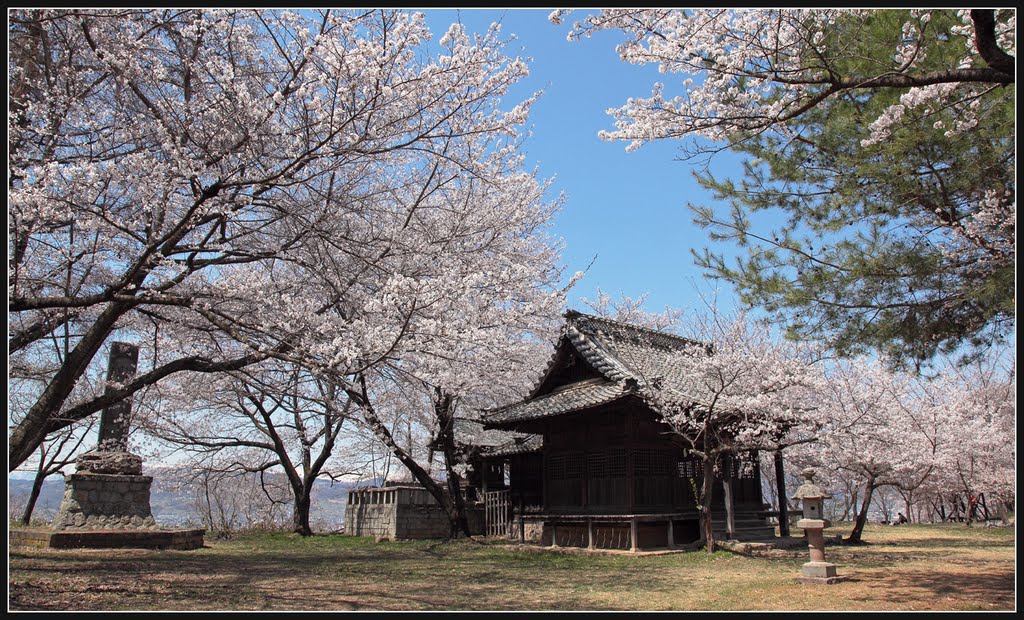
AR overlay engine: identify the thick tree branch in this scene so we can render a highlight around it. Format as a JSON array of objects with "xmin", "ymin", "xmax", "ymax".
[{"xmin": 970, "ymin": 9, "xmax": 1015, "ymax": 76}]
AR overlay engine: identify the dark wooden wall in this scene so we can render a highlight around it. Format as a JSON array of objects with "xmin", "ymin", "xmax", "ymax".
[
  {"xmin": 538, "ymin": 401, "xmax": 763, "ymax": 515},
  {"xmin": 509, "ymin": 452, "xmax": 543, "ymax": 512}
]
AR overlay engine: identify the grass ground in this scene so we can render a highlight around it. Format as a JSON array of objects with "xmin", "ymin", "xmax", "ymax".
[{"xmin": 7, "ymin": 522, "xmax": 1015, "ymax": 611}]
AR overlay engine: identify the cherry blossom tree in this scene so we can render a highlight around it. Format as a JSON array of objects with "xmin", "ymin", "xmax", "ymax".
[
  {"xmin": 346, "ymin": 257, "xmax": 569, "ymax": 537},
  {"xmin": 649, "ymin": 310, "xmax": 826, "ymax": 552},
  {"xmin": 9, "ymin": 9, "xmax": 560, "ymax": 471},
  {"xmin": 886, "ymin": 373, "xmax": 950, "ymax": 523},
  {"xmin": 553, "ymin": 9, "xmax": 1015, "ymax": 365},
  {"xmin": 553, "ymin": 9, "xmax": 1013, "ymax": 150},
  {"xmin": 579, "ymin": 287, "xmax": 685, "ymax": 333},
  {"xmin": 791, "ymin": 357, "xmax": 951, "ymax": 542},
  {"xmin": 159, "ymin": 461, "xmax": 294, "ymax": 536},
  {"xmin": 141, "ymin": 361, "xmax": 363, "ymax": 536},
  {"xmin": 788, "ymin": 347, "xmax": 1014, "ymax": 535},
  {"xmin": 928, "ymin": 356, "xmax": 1016, "ymax": 525}
]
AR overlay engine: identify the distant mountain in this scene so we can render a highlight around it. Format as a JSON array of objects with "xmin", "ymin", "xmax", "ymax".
[
  {"xmin": 8, "ymin": 472, "xmax": 365, "ymax": 530},
  {"xmin": 7, "ymin": 477, "xmax": 64, "ymax": 522}
]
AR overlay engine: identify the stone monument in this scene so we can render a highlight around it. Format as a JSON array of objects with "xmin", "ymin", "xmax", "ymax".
[
  {"xmin": 11, "ymin": 343, "xmax": 203, "ymax": 550},
  {"xmin": 50, "ymin": 342, "xmax": 160, "ymax": 530},
  {"xmin": 792, "ymin": 468, "xmax": 849, "ymax": 584}
]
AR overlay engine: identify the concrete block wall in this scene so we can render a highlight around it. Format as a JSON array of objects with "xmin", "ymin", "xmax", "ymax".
[
  {"xmin": 394, "ymin": 503, "xmax": 450, "ymax": 539},
  {"xmin": 345, "ymin": 502, "xmax": 398, "ymax": 538},
  {"xmin": 346, "ymin": 485, "xmax": 450, "ymax": 540}
]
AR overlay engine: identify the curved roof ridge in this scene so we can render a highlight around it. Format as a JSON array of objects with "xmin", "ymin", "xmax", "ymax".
[
  {"xmin": 522, "ymin": 326, "xmax": 571, "ymax": 399},
  {"xmin": 565, "ymin": 321, "xmax": 636, "ymax": 383},
  {"xmin": 483, "ymin": 378, "xmax": 630, "ymax": 428},
  {"xmin": 563, "ymin": 309, "xmax": 703, "ymax": 350}
]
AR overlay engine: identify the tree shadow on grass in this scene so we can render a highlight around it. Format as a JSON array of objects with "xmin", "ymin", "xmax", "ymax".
[
  {"xmin": 872, "ymin": 536, "xmax": 1013, "ymax": 551},
  {"xmin": 846, "ymin": 567, "xmax": 1014, "ymax": 609}
]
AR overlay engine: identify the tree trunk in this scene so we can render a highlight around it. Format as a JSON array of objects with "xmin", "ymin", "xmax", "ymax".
[
  {"xmin": 442, "ymin": 459, "xmax": 471, "ymax": 539},
  {"xmin": 434, "ymin": 389, "xmax": 471, "ymax": 538},
  {"xmin": 845, "ymin": 474, "xmax": 876, "ymax": 544},
  {"xmin": 773, "ymin": 449, "xmax": 789, "ymax": 537},
  {"xmin": 722, "ymin": 471, "xmax": 735, "ymax": 540},
  {"xmin": 292, "ymin": 490, "xmax": 312, "ymax": 536},
  {"xmin": 700, "ymin": 455, "xmax": 717, "ymax": 553},
  {"xmin": 20, "ymin": 470, "xmax": 50, "ymax": 525},
  {"xmin": 9, "ymin": 301, "xmax": 131, "ymax": 470}
]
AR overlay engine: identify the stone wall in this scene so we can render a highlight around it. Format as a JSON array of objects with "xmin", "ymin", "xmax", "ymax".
[
  {"xmin": 345, "ymin": 502, "xmax": 397, "ymax": 538},
  {"xmin": 394, "ymin": 503, "xmax": 451, "ymax": 539},
  {"xmin": 345, "ymin": 485, "xmax": 451, "ymax": 540},
  {"xmin": 515, "ymin": 520, "xmax": 545, "ymax": 543},
  {"xmin": 51, "ymin": 473, "xmax": 158, "ymax": 530}
]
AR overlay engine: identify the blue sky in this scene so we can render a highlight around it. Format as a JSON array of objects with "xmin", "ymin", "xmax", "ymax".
[{"xmin": 422, "ymin": 9, "xmax": 748, "ymax": 317}]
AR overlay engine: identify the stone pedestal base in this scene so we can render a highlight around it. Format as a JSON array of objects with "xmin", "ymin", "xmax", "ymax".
[
  {"xmin": 35, "ymin": 450, "xmax": 205, "ymax": 550},
  {"xmin": 796, "ymin": 575, "xmax": 851, "ymax": 584},
  {"xmin": 76, "ymin": 450, "xmax": 143, "ymax": 475},
  {"xmin": 796, "ymin": 561, "xmax": 850, "ymax": 584},
  {"xmin": 51, "ymin": 472, "xmax": 157, "ymax": 531},
  {"xmin": 11, "ymin": 527, "xmax": 205, "ymax": 550}
]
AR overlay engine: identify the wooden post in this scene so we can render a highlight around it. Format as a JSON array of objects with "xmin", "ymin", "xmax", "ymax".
[
  {"xmin": 723, "ymin": 456, "xmax": 736, "ymax": 539},
  {"xmin": 518, "ymin": 495, "xmax": 525, "ymax": 542},
  {"xmin": 587, "ymin": 518, "xmax": 594, "ymax": 549},
  {"xmin": 630, "ymin": 518, "xmax": 638, "ymax": 552},
  {"xmin": 723, "ymin": 478, "xmax": 735, "ymax": 540},
  {"xmin": 550, "ymin": 523, "xmax": 558, "ymax": 547},
  {"xmin": 481, "ymin": 458, "xmax": 489, "ymax": 496},
  {"xmin": 667, "ymin": 519, "xmax": 675, "ymax": 549},
  {"xmin": 627, "ymin": 442, "xmax": 635, "ymax": 514},
  {"xmin": 775, "ymin": 449, "xmax": 790, "ymax": 537}
]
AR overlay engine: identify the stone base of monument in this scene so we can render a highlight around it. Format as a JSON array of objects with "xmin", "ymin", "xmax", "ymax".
[
  {"xmin": 52, "ymin": 472, "xmax": 159, "ymax": 530},
  {"xmin": 795, "ymin": 561, "xmax": 851, "ymax": 585},
  {"xmin": 10, "ymin": 527, "xmax": 206, "ymax": 550},
  {"xmin": 12, "ymin": 450, "xmax": 206, "ymax": 551}
]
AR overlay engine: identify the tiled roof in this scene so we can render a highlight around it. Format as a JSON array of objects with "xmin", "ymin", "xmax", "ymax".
[
  {"xmin": 564, "ymin": 311, "xmax": 704, "ymax": 398},
  {"xmin": 483, "ymin": 311, "xmax": 705, "ymax": 427},
  {"xmin": 486, "ymin": 378, "xmax": 631, "ymax": 426},
  {"xmin": 486, "ymin": 433, "xmax": 543, "ymax": 457},
  {"xmin": 452, "ymin": 417, "xmax": 541, "ymax": 455}
]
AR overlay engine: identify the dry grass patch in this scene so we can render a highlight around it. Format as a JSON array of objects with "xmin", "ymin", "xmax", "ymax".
[{"xmin": 8, "ymin": 522, "xmax": 1014, "ymax": 611}]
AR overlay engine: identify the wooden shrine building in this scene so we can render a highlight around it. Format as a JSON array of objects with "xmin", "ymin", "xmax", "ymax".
[{"xmin": 480, "ymin": 311, "xmax": 776, "ymax": 551}]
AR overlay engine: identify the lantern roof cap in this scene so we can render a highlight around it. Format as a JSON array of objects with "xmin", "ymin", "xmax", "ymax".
[{"xmin": 793, "ymin": 467, "xmax": 832, "ymax": 500}]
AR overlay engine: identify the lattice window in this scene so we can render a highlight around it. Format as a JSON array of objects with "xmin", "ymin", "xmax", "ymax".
[
  {"xmin": 658, "ymin": 450, "xmax": 676, "ymax": 476},
  {"xmin": 548, "ymin": 454, "xmax": 566, "ymax": 480},
  {"xmin": 634, "ymin": 448, "xmax": 675, "ymax": 476},
  {"xmin": 633, "ymin": 449, "xmax": 651, "ymax": 476},
  {"xmin": 589, "ymin": 449, "xmax": 627, "ymax": 478},
  {"xmin": 565, "ymin": 452, "xmax": 586, "ymax": 478},
  {"xmin": 549, "ymin": 452, "xmax": 585, "ymax": 480}
]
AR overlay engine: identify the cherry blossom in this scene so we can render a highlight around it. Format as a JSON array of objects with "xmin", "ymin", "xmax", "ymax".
[
  {"xmin": 647, "ymin": 309, "xmax": 827, "ymax": 551},
  {"xmin": 8, "ymin": 9, "xmax": 567, "ymax": 472}
]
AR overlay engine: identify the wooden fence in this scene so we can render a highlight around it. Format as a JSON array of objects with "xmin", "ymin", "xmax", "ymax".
[{"xmin": 484, "ymin": 490, "xmax": 511, "ymax": 538}]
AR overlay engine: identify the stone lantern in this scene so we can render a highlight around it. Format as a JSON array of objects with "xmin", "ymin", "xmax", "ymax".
[{"xmin": 792, "ymin": 468, "xmax": 847, "ymax": 584}]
